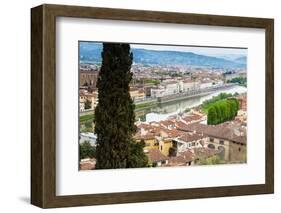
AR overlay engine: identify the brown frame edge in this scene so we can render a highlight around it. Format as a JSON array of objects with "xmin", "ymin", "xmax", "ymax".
[{"xmin": 31, "ymin": 4, "xmax": 274, "ymax": 208}]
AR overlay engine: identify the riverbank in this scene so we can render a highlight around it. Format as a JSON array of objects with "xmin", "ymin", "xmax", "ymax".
[
  {"xmin": 136, "ymin": 85, "xmax": 247, "ymax": 123},
  {"xmin": 134, "ymin": 84, "xmax": 237, "ymax": 111},
  {"xmin": 135, "ymin": 101, "xmax": 157, "ymax": 111}
]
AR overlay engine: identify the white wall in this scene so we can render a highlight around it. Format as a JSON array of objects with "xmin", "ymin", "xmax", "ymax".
[{"xmin": 0, "ymin": 0, "xmax": 279, "ymax": 212}]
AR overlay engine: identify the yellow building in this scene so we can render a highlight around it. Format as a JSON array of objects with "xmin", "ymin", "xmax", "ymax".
[
  {"xmin": 135, "ymin": 134, "xmax": 159, "ymax": 150},
  {"xmin": 159, "ymin": 139, "xmax": 173, "ymax": 156}
]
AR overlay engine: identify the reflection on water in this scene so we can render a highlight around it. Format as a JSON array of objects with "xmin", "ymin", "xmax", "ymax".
[{"xmin": 136, "ymin": 86, "xmax": 247, "ymax": 123}]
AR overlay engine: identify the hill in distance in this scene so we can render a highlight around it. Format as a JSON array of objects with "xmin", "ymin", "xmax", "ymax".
[{"xmin": 79, "ymin": 42, "xmax": 246, "ymax": 69}]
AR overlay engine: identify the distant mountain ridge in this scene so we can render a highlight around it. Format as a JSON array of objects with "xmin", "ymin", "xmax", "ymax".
[
  {"xmin": 233, "ymin": 56, "xmax": 247, "ymax": 64},
  {"xmin": 79, "ymin": 42, "xmax": 246, "ymax": 69}
]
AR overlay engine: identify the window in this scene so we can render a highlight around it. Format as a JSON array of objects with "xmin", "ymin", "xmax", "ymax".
[
  {"xmin": 219, "ymin": 140, "xmax": 224, "ymax": 145},
  {"xmin": 210, "ymin": 138, "xmax": 214, "ymax": 142},
  {"xmin": 208, "ymin": 144, "xmax": 215, "ymax": 149},
  {"xmin": 192, "ymin": 142, "xmax": 195, "ymax": 146},
  {"xmin": 238, "ymin": 147, "xmax": 241, "ymax": 152}
]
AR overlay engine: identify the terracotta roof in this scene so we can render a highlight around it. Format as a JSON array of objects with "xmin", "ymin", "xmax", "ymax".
[
  {"xmin": 146, "ymin": 149, "xmax": 169, "ymax": 162},
  {"xmin": 160, "ymin": 120, "xmax": 176, "ymax": 127},
  {"xmin": 181, "ymin": 114, "xmax": 202, "ymax": 123},
  {"xmin": 178, "ymin": 122, "xmax": 247, "ymax": 144},
  {"xmin": 168, "ymin": 151, "xmax": 194, "ymax": 166},
  {"xmin": 177, "ymin": 132, "xmax": 206, "ymax": 142},
  {"xmin": 79, "ymin": 158, "xmax": 96, "ymax": 170},
  {"xmin": 134, "ymin": 133, "xmax": 155, "ymax": 140},
  {"xmin": 137, "ymin": 123, "xmax": 152, "ymax": 130},
  {"xmin": 150, "ymin": 127, "xmax": 162, "ymax": 136},
  {"xmin": 160, "ymin": 128, "xmax": 183, "ymax": 138},
  {"xmin": 175, "ymin": 121, "xmax": 189, "ymax": 129}
]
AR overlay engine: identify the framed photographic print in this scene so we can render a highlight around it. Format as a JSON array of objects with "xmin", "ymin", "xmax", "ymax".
[{"xmin": 31, "ymin": 4, "xmax": 274, "ymax": 208}]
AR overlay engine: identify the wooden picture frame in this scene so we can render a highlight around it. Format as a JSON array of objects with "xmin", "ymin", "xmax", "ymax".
[{"xmin": 31, "ymin": 4, "xmax": 274, "ymax": 208}]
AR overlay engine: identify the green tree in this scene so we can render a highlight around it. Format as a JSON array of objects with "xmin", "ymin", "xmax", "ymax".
[
  {"xmin": 207, "ymin": 98, "xmax": 240, "ymax": 125},
  {"xmin": 79, "ymin": 141, "xmax": 96, "ymax": 160},
  {"xmin": 84, "ymin": 99, "xmax": 92, "ymax": 110},
  {"xmin": 94, "ymin": 43, "xmax": 147, "ymax": 169},
  {"xmin": 214, "ymin": 104, "xmax": 222, "ymax": 123},
  {"xmin": 127, "ymin": 140, "xmax": 148, "ymax": 168},
  {"xmin": 207, "ymin": 106, "xmax": 217, "ymax": 125},
  {"xmin": 231, "ymin": 98, "xmax": 240, "ymax": 115}
]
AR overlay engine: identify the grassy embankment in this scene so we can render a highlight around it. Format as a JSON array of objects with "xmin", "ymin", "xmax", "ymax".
[
  {"xmin": 135, "ymin": 102, "xmax": 157, "ymax": 110},
  {"xmin": 79, "ymin": 101, "xmax": 156, "ymax": 123},
  {"xmin": 80, "ymin": 114, "xmax": 95, "ymax": 122},
  {"xmin": 79, "ymin": 102, "xmax": 156, "ymax": 122}
]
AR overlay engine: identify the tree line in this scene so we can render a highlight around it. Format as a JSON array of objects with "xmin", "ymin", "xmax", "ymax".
[
  {"xmin": 207, "ymin": 98, "xmax": 240, "ymax": 125},
  {"xmin": 227, "ymin": 77, "xmax": 247, "ymax": 87}
]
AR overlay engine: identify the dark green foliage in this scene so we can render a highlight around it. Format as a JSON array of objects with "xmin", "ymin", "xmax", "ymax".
[
  {"xmin": 227, "ymin": 77, "xmax": 247, "ymax": 87},
  {"xmin": 214, "ymin": 104, "xmax": 222, "ymax": 123},
  {"xmin": 84, "ymin": 99, "xmax": 92, "ymax": 110},
  {"xmin": 79, "ymin": 141, "xmax": 96, "ymax": 160},
  {"xmin": 207, "ymin": 107, "xmax": 217, "ymax": 125},
  {"xmin": 127, "ymin": 140, "xmax": 148, "ymax": 168},
  {"xmin": 207, "ymin": 98, "xmax": 240, "ymax": 125},
  {"xmin": 94, "ymin": 43, "xmax": 147, "ymax": 169}
]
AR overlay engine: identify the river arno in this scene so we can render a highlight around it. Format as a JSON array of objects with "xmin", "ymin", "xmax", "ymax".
[
  {"xmin": 135, "ymin": 85, "xmax": 247, "ymax": 123},
  {"xmin": 80, "ymin": 85, "xmax": 247, "ymax": 131}
]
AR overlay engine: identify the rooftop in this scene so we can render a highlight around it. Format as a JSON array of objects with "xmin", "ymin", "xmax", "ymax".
[
  {"xmin": 146, "ymin": 149, "xmax": 169, "ymax": 162},
  {"xmin": 179, "ymin": 122, "xmax": 247, "ymax": 144},
  {"xmin": 168, "ymin": 150, "xmax": 194, "ymax": 166},
  {"xmin": 177, "ymin": 132, "xmax": 206, "ymax": 142}
]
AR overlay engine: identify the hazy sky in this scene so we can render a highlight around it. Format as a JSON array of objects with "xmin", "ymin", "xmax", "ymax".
[
  {"xmin": 80, "ymin": 41, "xmax": 247, "ymax": 57},
  {"xmin": 131, "ymin": 44, "xmax": 247, "ymax": 57}
]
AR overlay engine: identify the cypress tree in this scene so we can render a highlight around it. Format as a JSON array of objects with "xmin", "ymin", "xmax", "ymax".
[
  {"xmin": 94, "ymin": 43, "xmax": 148, "ymax": 169},
  {"xmin": 95, "ymin": 43, "xmax": 135, "ymax": 169}
]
